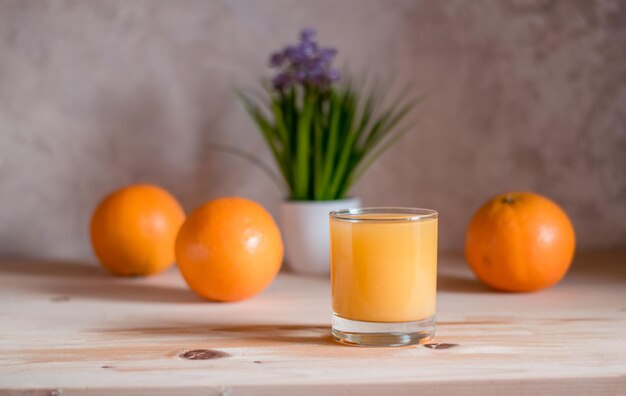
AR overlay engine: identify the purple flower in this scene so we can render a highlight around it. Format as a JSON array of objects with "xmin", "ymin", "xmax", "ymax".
[
  {"xmin": 272, "ymin": 72, "xmax": 293, "ymax": 90},
  {"xmin": 299, "ymin": 40, "xmax": 317, "ymax": 57},
  {"xmin": 285, "ymin": 46, "xmax": 305, "ymax": 64},
  {"xmin": 300, "ymin": 28, "xmax": 316, "ymax": 42},
  {"xmin": 327, "ymin": 69, "xmax": 341, "ymax": 82},
  {"xmin": 318, "ymin": 48, "xmax": 337, "ymax": 63},
  {"xmin": 295, "ymin": 70, "xmax": 308, "ymax": 83},
  {"xmin": 283, "ymin": 45, "xmax": 297, "ymax": 59},
  {"xmin": 268, "ymin": 28, "xmax": 340, "ymax": 91},
  {"xmin": 269, "ymin": 52, "xmax": 284, "ymax": 67}
]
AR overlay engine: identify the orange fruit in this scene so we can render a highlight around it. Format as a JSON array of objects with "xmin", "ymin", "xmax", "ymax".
[
  {"xmin": 90, "ymin": 184, "xmax": 185, "ymax": 276},
  {"xmin": 175, "ymin": 197, "xmax": 283, "ymax": 302},
  {"xmin": 465, "ymin": 192, "xmax": 575, "ymax": 292}
]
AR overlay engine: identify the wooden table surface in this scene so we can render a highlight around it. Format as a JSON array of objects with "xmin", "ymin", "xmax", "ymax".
[{"xmin": 0, "ymin": 252, "xmax": 625, "ymax": 395}]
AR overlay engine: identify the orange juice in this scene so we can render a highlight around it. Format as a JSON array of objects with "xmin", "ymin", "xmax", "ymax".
[{"xmin": 330, "ymin": 211, "xmax": 437, "ymax": 323}]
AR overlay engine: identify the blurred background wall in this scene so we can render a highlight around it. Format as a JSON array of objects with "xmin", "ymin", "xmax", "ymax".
[{"xmin": 1, "ymin": 0, "xmax": 625, "ymax": 261}]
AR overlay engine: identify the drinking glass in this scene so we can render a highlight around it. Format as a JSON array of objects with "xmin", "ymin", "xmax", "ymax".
[{"xmin": 329, "ymin": 208, "xmax": 438, "ymax": 346}]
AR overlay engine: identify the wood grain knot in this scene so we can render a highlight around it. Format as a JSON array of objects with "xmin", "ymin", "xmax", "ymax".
[
  {"xmin": 179, "ymin": 349, "xmax": 229, "ymax": 360},
  {"xmin": 424, "ymin": 343, "xmax": 458, "ymax": 350}
]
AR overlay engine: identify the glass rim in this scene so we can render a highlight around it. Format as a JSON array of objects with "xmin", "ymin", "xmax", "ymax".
[{"xmin": 329, "ymin": 207, "xmax": 438, "ymax": 222}]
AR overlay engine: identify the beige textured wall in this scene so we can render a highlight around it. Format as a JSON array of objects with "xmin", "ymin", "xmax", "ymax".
[{"xmin": 1, "ymin": 0, "xmax": 625, "ymax": 261}]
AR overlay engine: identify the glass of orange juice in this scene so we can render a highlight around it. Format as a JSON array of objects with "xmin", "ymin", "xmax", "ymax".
[{"xmin": 329, "ymin": 208, "xmax": 438, "ymax": 346}]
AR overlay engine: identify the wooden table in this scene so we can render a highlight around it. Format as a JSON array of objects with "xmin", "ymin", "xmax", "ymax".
[{"xmin": 0, "ymin": 252, "xmax": 624, "ymax": 395}]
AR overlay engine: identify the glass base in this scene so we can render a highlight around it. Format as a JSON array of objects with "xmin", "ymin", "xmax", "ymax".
[{"xmin": 332, "ymin": 314, "xmax": 435, "ymax": 347}]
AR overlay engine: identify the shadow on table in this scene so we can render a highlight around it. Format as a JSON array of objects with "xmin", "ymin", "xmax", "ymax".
[
  {"xmin": 437, "ymin": 273, "xmax": 490, "ymax": 293},
  {"xmin": 437, "ymin": 251, "xmax": 626, "ymax": 292},
  {"xmin": 568, "ymin": 251, "xmax": 626, "ymax": 281},
  {"xmin": 212, "ymin": 324, "xmax": 336, "ymax": 346},
  {"xmin": 100, "ymin": 322, "xmax": 337, "ymax": 348},
  {"xmin": 0, "ymin": 259, "xmax": 203, "ymax": 304}
]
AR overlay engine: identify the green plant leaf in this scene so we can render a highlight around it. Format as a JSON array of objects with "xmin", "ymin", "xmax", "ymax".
[
  {"xmin": 327, "ymin": 90, "xmax": 358, "ymax": 199},
  {"xmin": 351, "ymin": 123, "xmax": 417, "ymax": 188},
  {"xmin": 236, "ymin": 91, "xmax": 292, "ymax": 191},
  {"xmin": 313, "ymin": 117, "xmax": 324, "ymax": 199},
  {"xmin": 358, "ymin": 84, "xmax": 414, "ymax": 154},
  {"xmin": 205, "ymin": 143, "xmax": 285, "ymax": 193},
  {"xmin": 293, "ymin": 94, "xmax": 314, "ymax": 199},
  {"xmin": 318, "ymin": 90, "xmax": 341, "ymax": 199},
  {"xmin": 234, "ymin": 77, "xmax": 422, "ymax": 200}
]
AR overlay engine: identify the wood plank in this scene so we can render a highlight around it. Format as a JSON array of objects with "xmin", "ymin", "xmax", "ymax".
[{"xmin": 0, "ymin": 252, "xmax": 625, "ymax": 395}]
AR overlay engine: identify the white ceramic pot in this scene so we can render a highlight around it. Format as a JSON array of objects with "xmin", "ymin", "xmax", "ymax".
[{"xmin": 280, "ymin": 198, "xmax": 361, "ymax": 276}]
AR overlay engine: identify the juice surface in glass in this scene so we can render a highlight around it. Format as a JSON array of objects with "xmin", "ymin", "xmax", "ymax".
[{"xmin": 330, "ymin": 211, "xmax": 437, "ymax": 323}]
